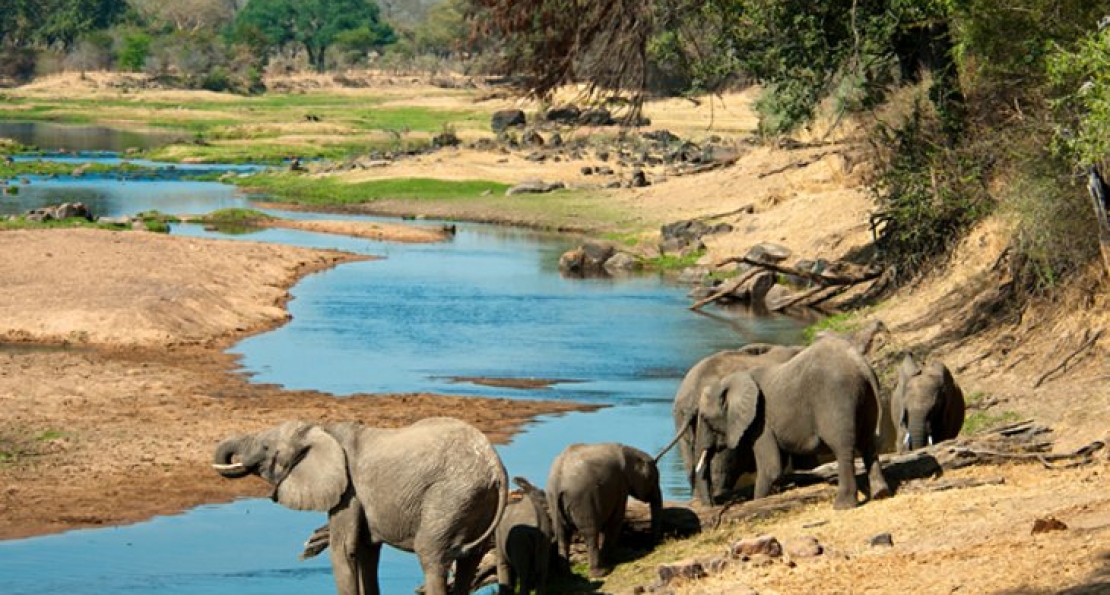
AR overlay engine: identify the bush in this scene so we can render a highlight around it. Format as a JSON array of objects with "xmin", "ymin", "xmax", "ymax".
[
  {"xmin": 868, "ymin": 96, "xmax": 993, "ymax": 282},
  {"xmin": 118, "ymin": 32, "xmax": 152, "ymax": 72}
]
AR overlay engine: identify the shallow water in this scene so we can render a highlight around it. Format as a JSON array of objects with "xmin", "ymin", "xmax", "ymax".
[
  {"xmin": 0, "ymin": 121, "xmax": 187, "ymax": 153},
  {"xmin": 0, "ymin": 170, "xmax": 807, "ymax": 594}
]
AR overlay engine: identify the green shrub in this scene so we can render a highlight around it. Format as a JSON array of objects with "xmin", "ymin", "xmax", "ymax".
[{"xmin": 118, "ymin": 32, "xmax": 152, "ymax": 72}]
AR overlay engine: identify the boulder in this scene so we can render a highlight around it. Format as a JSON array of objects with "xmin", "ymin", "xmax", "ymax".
[
  {"xmin": 490, "ymin": 109, "xmax": 526, "ymax": 132},
  {"xmin": 545, "ymin": 105, "xmax": 581, "ymax": 123},
  {"xmin": 505, "ymin": 180, "xmax": 565, "ymax": 196}
]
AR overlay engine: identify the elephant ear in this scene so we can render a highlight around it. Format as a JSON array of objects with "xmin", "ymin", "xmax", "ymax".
[
  {"xmin": 722, "ymin": 371, "xmax": 761, "ymax": 449},
  {"xmin": 899, "ymin": 353, "xmax": 922, "ymax": 383},
  {"xmin": 275, "ymin": 426, "xmax": 349, "ymax": 512}
]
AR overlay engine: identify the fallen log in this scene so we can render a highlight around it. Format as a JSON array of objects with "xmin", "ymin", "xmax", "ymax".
[
  {"xmin": 689, "ymin": 268, "xmax": 762, "ymax": 311},
  {"xmin": 1034, "ymin": 328, "xmax": 1103, "ymax": 388}
]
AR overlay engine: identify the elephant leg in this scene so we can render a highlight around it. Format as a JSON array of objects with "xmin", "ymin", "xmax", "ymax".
[
  {"xmin": 452, "ymin": 549, "xmax": 484, "ymax": 595},
  {"xmin": 581, "ymin": 527, "xmax": 607, "ymax": 578},
  {"xmin": 596, "ymin": 505, "xmax": 625, "ymax": 576},
  {"xmin": 329, "ymin": 497, "xmax": 380, "ymax": 595},
  {"xmin": 831, "ymin": 444, "xmax": 861, "ymax": 510},
  {"xmin": 860, "ymin": 434, "xmax": 892, "ymax": 501},
  {"xmin": 752, "ymin": 437, "xmax": 784, "ymax": 500},
  {"xmin": 495, "ymin": 549, "xmax": 512, "ymax": 594},
  {"xmin": 417, "ymin": 555, "xmax": 450, "ymax": 595}
]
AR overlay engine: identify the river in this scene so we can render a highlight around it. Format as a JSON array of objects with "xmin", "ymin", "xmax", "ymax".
[{"xmin": 0, "ymin": 126, "xmax": 806, "ymax": 594}]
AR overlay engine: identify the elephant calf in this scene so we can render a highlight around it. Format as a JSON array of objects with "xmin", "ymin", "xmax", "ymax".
[
  {"xmin": 495, "ymin": 477, "xmax": 554, "ymax": 595},
  {"xmin": 893, "ymin": 354, "xmax": 966, "ymax": 451},
  {"xmin": 546, "ymin": 442, "xmax": 662, "ymax": 578}
]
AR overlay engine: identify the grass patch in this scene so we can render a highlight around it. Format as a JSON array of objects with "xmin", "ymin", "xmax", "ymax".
[
  {"xmin": 802, "ymin": 312, "xmax": 860, "ymax": 344},
  {"xmin": 232, "ymin": 173, "xmax": 510, "ymax": 205},
  {"xmin": 196, "ymin": 208, "xmax": 274, "ymax": 224},
  {"xmin": 963, "ymin": 409, "xmax": 1023, "ymax": 435},
  {"xmin": 641, "ymin": 249, "xmax": 705, "ymax": 271},
  {"xmin": 0, "ymin": 217, "xmax": 130, "ymax": 231},
  {"xmin": 36, "ymin": 429, "xmax": 67, "ymax": 442}
]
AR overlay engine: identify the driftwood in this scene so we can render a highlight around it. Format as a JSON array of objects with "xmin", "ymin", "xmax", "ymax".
[
  {"xmin": 693, "ymin": 256, "xmax": 882, "ymax": 311},
  {"xmin": 1033, "ymin": 328, "xmax": 1103, "ymax": 388},
  {"xmin": 689, "ymin": 268, "xmax": 762, "ymax": 311},
  {"xmin": 691, "ymin": 202, "xmax": 754, "ymax": 222}
]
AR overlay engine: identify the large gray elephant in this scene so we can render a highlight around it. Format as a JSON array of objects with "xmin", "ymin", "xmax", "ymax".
[
  {"xmin": 211, "ymin": 417, "xmax": 508, "ymax": 595},
  {"xmin": 545, "ymin": 442, "xmax": 662, "ymax": 578},
  {"xmin": 686, "ymin": 335, "xmax": 891, "ymax": 509},
  {"xmin": 893, "ymin": 354, "xmax": 966, "ymax": 451},
  {"xmin": 670, "ymin": 343, "xmax": 802, "ymax": 504},
  {"xmin": 495, "ymin": 476, "xmax": 554, "ymax": 595}
]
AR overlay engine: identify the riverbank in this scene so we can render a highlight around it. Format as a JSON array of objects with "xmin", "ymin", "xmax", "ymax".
[
  {"xmin": 1, "ymin": 76, "xmax": 1107, "ymax": 593},
  {"xmin": 0, "ymin": 229, "xmax": 591, "ymax": 539}
]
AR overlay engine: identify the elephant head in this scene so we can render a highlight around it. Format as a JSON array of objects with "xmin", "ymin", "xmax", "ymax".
[
  {"xmin": 212, "ymin": 420, "xmax": 348, "ymax": 512},
  {"xmin": 667, "ymin": 344, "xmax": 799, "ymax": 504},
  {"xmin": 894, "ymin": 355, "xmax": 966, "ymax": 451},
  {"xmin": 623, "ymin": 446, "xmax": 663, "ymax": 540},
  {"xmin": 691, "ymin": 371, "xmax": 762, "ymax": 498}
]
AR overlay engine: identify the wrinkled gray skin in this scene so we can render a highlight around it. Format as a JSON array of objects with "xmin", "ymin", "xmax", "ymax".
[
  {"xmin": 671, "ymin": 343, "xmax": 802, "ymax": 504},
  {"xmin": 893, "ymin": 355, "xmax": 966, "ymax": 451},
  {"xmin": 545, "ymin": 442, "xmax": 662, "ymax": 577},
  {"xmin": 212, "ymin": 417, "xmax": 508, "ymax": 595},
  {"xmin": 495, "ymin": 477, "xmax": 553, "ymax": 595},
  {"xmin": 692, "ymin": 336, "xmax": 891, "ymax": 509}
]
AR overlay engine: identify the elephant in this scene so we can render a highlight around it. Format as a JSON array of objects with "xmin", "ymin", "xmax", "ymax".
[
  {"xmin": 669, "ymin": 343, "xmax": 803, "ymax": 504},
  {"xmin": 211, "ymin": 417, "xmax": 508, "ymax": 595},
  {"xmin": 893, "ymin": 354, "xmax": 966, "ymax": 451},
  {"xmin": 495, "ymin": 476, "xmax": 554, "ymax": 595},
  {"xmin": 679, "ymin": 335, "xmax": 891, "ymax": 509},
  {"xmin": 545, "ymin": 442, "xmax": 662, "ymax": 578}
]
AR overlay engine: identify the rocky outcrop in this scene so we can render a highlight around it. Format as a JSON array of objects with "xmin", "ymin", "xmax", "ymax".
[
  {"xmin": 558, "ymin": 241, "xmax": 640, "ymax": 277},
  {"xmin": 24, "ymin": 202, "xmax": 94, "ymax": 222}
]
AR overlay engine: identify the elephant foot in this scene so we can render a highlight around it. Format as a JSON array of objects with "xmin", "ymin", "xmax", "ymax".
[
  {"xmin": 589, "ymin": 566, "xmax": 613, "ymax": 578},
  {"xmin": 833, "ymin": 495, "xmax": 859, "ymax": 510},
  {"xmin": 870, "ymin": 485, "xmax": 893, "ymax": 501}
]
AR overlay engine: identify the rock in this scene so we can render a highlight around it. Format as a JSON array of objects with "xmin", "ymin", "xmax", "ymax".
[
  {"xmin": 732, "ymin": 271, "xmax": 776, "ymax": 305},
  {"xmin": 728, "ymin": 535, "xmax": 783, "ymax": 559},
  {"xmin": 1032, "ymin": 517, "xmax": 1068, "ymax": 534},
  {"xmin": 26, "ymin": 202, "xmax": 94, "ymax": 222},
  {"xmin": 596, "ymin": 166, "xmax": 614, "ymax": 175},
  {"xmin": 783, "ymin": 535, "xmax": 824, "ymax": 558},
  {"xmin": 558, "ymin": 242, "xmax": 617, "ymax": 276},
  {"xmin": 579, "ymin": 107, "xmax": 615, "ymax": 126},
  {"xmin": 581, "ymin": 166, "xmax": 594, "ymax": 175},
  {"xmin": 603, "ymin": 251, "xmax": 638, "ymax": 274},
  {"xmin": 522, "ymin": 128, "xmax": 545, "ymax": 146},
  {"xmin": 744, "ymin": 242, "xmax": 793, "ymax": 264},
  {"xmin": 869, "ymin": 533, "xmax": 894, "ymax": 547},
  {"xmin": 545, "ymin": 105, "xmax": 581, "ymax": 123},
  {"xmin": 506, "ymin": 180, "xmax": 565, "ymax": 196},
  {"xmin": 432, "ymin": 131, "xmax": 460, "ymax": 148},
  {"xmin": 657, "ymin": 558, "xmax": 706, "ymax": 584},
  {"xmin": 763, "ymin": 284, "xmax": 798, "ymax": 311},
  {"xmin": 630, "ymin": 168, "xmax": 650, "ymax": 188},
  {"xmin": 677, "ymin": 266, "xmax": 710, "ymax": 285},
  {"xmin": 490, "ymin": 109, "xmax": 526, "ymax": 132},
  {"xmin": 643, "ymin": 129, "xmax": 681, "ymax": 144}
]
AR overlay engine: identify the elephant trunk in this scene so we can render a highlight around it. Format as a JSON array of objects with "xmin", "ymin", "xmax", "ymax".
[
  {"xmin": 908, "ymin": 414, "xmax": 929, "ymax": 451},
  {"xmin": 212, "ymin": 436, "xmax": 256, "ymax": 479}
]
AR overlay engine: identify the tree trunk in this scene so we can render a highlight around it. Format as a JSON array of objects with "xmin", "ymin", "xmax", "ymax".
[{"xmin": 1086, "ymin": 165, "xmax": 1110, "ymax": 278}]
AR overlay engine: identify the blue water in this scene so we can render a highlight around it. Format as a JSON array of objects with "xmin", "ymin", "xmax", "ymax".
[{"xmin": 0, "ymin": 169, "xmax": 807, "ymax": 594}]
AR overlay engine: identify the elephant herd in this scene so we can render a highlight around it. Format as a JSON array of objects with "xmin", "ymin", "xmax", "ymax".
[{"xmin": 211, "ymin": 333, "xmax": 965, "ymax": 595}]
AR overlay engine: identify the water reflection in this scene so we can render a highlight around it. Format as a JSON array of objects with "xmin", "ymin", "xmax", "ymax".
[{"xmin": 0, "ymin": 121, "xmax": 187, "ymax": 153}]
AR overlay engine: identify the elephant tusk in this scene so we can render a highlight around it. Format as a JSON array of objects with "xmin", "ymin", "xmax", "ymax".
[
  {"xmin": 694, "ymin": 450, "xmax": 708, "ymax": 476},
  {"xmin": 212, "ymin": 462, "xmax": 246, "ymax": 472}
]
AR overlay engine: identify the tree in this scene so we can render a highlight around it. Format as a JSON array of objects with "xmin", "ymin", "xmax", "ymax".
[{"xmin": 232, "ymin": 0, "xmax": 394, "ymax": 71}]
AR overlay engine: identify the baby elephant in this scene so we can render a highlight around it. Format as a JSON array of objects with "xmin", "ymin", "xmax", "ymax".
[
  {"xmin": 893, "ymin": 354, "xmax": 966, "ymax": 451},
  {"xmin": 546, "ymin": 442, "xmax": 662, "ymax": 578},
  {"xmin": 495, "ymin": 477, "xmax": 554, "ymax": 595}
]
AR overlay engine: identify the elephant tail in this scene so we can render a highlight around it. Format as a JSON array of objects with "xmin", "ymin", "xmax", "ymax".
[
  {"xmin": 654, "ymin": 415, "xmax": 692, "ymax": 463},
  {"xmin": 462, "ymin": 441, "xmax": 510, "ymax": 556}
]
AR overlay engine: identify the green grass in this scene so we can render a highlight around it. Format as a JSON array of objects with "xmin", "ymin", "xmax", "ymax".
[
  {"xmin": 641, "ymin": 249, "xmax": 705, "ymax": 271},
  {"xmin": 232, "ymin": 172, "xmax": 510, "ymax": 205},
  {"xmin": 802, "ymin": 312, "xmax": 860, "ymax": 344},
  {"xmin": 0, "ymin": 217, "xmax": 128, "ymax": 231},
  {"xmin": 0, "ymin": 91, "xmax": 490, "ymax": 164},
  {"xmin": 35, "ymin": 430, "xmax": 67, "ymax": 442},
  {"xmin": 963, "ymin": 409, "xmax": 1023, "ymax": 435}
]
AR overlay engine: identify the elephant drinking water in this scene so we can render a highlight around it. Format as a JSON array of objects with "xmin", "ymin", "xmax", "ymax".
[{"xmin": 211, "ymin": 417, "xmax": 508, "ymax": 595}]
